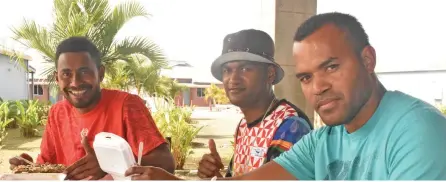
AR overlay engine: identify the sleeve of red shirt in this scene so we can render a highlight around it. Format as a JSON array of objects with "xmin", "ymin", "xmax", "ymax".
[
  {"xmin": 122, "ymin": 94, "xmax": 166, "ymax": 157},
  {"xmin": 36, "ymin": 106, "xmax": 57, "ymax": 164}
]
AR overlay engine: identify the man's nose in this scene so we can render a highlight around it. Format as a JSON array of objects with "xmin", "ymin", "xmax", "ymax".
[
  {"xmin": 69, "ymin": 73, "xmax": 83, "ymax": 87},
  {"xmin": 228, "ymin": 70, "xmax": 242, "ymax": 86},
  {"xmin": 312, "ymin": 76, "xmax": 331, "ymax": 95}
]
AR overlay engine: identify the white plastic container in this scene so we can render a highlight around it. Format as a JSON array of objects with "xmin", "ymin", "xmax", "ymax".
[{"xmin": 93, "ymin": 132, "xmax": 136, "ymax": 180}]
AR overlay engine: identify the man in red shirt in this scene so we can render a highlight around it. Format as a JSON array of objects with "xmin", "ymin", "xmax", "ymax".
[{"xmin": 9, "ymin": 37, "xmax": 174, "ymax": 180}]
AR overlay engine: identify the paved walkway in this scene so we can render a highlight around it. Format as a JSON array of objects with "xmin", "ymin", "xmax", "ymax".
[{"xmin": 184, "ymin": 109, "xmax": 243, "ymax": 169}]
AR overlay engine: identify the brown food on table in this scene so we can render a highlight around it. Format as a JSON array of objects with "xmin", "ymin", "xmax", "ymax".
[{"xmin": 12, "ymin": 163, "xmax": 66, "ymax": 174}]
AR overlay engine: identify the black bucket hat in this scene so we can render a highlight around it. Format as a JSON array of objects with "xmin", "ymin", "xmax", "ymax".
[{"xmin": 211, "ymin": 29, "xmax": 284, "ymax": 85}]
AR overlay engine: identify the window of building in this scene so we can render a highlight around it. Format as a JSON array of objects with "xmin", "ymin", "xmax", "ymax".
[
  {"xmin": 197, "ymin": 88, "xmax": 205, "ymax": 97},
  {"xmin": 34, "ymin": 85, "xmax": 43, "ymax": 95}
]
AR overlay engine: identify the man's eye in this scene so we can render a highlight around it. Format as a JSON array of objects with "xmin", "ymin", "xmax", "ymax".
[
  {"xmin": 300, "ymin": 75, "xmax": 311, "ymax": 83},
  {"xmin": 241, "ymin": 67, "xmax": 252, "ymax": 72},
  {"xmin": 326, "ymin": 64, "xmax": 339, "ymax": 72}
]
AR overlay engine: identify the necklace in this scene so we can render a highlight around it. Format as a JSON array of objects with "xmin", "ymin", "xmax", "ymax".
[{"xmin": 260, "ymin": 97, "xmax": 278, "ymax": 122}]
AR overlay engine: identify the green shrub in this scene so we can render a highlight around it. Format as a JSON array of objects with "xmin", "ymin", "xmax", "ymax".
[
  {"xmin": 35, "ymin": 100, "xmax": 51, "ymax": 125},
  {"xmin": 6, "ymin": 101, "xmax": 19, "ymax": 128},
  {"xmin": 14, "ymin": 100, "xmax": 44, "ymax": 137},
  {"xmin": 153, "ymin": 97, "xmax": 202, "ymax": 169},
  {"xmin": 5, "ymin": 99, "xmax": 50, "ymax": 129},
  {"xmin": 440, "ymin": 105, "xmax": 446, "ymax": 115},
  {"xmin": 0, "ymin": 101, "xmax": 14, "ymax": 145}
]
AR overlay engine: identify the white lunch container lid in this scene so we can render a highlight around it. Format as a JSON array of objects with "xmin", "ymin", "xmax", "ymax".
[{"xmin": 93, "ymin": 132, "xmax": 136, "ymax": 180}]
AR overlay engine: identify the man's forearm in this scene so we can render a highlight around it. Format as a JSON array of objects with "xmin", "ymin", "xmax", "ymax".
[
  {"xmin": 216, "ymin": 161, "xmax": 296, "ymax": 180},
  {"xmin": 141, "ymin": 144, "xmax": 175, "ymax": 174},
  {"xmin": 142, "ymin": 153, "xmax": 175, "ymax": 174}
]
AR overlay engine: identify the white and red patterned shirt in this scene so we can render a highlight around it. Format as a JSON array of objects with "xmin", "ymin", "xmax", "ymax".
[{"xmin": 226, "ymin": 99, "xmax": 312, "ymax": 177}]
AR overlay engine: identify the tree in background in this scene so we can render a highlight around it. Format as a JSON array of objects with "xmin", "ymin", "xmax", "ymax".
[
  {"xmin": 101, "ymin": 55, "xmax": 185, "ymax": 98},
  {"xmin": 100, "ymin": 61, "xmax": 130, "ymax": 91},
  {"xmin": 156, "ymin": 77, "xmax": 187, "ymax": 99},
  {"xmin": 11, "ymin": 0, "xmax": 167, "ymax": 93},
  {"xmin": 214, "ymin": 88, "xmax": 230, "ymax": 105},
  {"xmin": 204, "ymin": 84, "xmax": 220, "ymax": 107},
  {"xmin": 205, "ymin": 84, "xmax": 229, "ymax": 111}
]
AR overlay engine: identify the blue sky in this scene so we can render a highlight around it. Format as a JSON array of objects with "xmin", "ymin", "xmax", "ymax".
[{"xmin": 0, "ymin": 0, "xmax": 445, "ymax": 78}]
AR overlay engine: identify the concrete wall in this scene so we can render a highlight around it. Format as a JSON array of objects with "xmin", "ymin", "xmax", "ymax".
[
  {"xmin": 272, "ymin": 0, "xmax": 317, "ymax": 123},
  {"xmin": 378, "ymin": 71, "xmax": 446, "ymax": 106},
  {"xmin": 0, "ymin": 54, "xmax": 29, "ymax": 100}
]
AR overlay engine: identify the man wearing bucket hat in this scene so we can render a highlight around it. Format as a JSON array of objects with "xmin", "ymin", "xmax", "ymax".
[
  {"xmin": 124, "ymin": 29, "xmax": 312, "ymax": 180},
  {"xmin": 200, "ymin": 29, "xmax": 312, "ymax": 178}
]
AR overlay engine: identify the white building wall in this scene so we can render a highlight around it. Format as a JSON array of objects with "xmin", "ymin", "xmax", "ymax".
[
  {"xmin": 377, "ymin": 71, "xmax": 446, "ymax": 106},
  {"xmin": 0, "ymin": 54, "xmax": 29, "ymax": 100}
]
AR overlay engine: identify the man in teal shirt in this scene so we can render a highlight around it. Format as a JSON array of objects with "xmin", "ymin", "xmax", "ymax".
[{"xmin": 123, "ymin": 12, "xmax": 446, "ymax": 180}]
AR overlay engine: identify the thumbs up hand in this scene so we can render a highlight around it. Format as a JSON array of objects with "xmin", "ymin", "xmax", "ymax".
[
  {"xmin": 64, "ymin": 131, "xmax": 107, "ymax": 180},
  {"xmin": 197, "ymin": 139, "xmax": 224, "ymax": 179}
]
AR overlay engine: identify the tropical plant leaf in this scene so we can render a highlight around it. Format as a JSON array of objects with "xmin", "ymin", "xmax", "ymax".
[
  {"xmin": 96, "ymin": 0, "xmax": 149, "ymax": 56},
  {"xmin": 108, "ymin": 37, "xmax": 166, "ymax": 67},
  {"xmin": 0, "ymin": 46, "xmax": 29, "ymax": 71},
  {"xmin": 11, "ymin": 19, "xmax": 56, "ymax": 61},
  {"xmin": 10, "ymin": 0, "xmax": 174, "ymax": 99}
]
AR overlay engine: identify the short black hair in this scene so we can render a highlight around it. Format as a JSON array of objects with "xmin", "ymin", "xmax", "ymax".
[
  {"xmin": 55, "ymin": 36, "xmax": 101, "ymax": 67},
  {"xmin": 294, "ymin": 12, "xmax": 370, "ymax": 55}
]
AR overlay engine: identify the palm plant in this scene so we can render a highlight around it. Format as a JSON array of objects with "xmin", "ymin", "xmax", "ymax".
[
  {"xmin": 125, "ymin": 55, "xmax": 185, "ymax": 98},
  {"xmin": 205, "ymin": 84, "xmax": 221, "ymax": 106},
  {"xmin": 163, "ymin": 79, "xmax": 187, "ymax": 99},
  {"xmin": 6, "ymin": 100, "xmax": 21, "ymax": 129},
  {"xmin": 153, "ymin": 97, "xmax": 202, "ymax": 169},
  {"xmin": 205, "ymin": 84, "xmax": 230, "ymax": 110},
  {"xmin": 126, "ymin": 55, "xmax": 163, "ymax": 95},
  {"xmin": 102, "ymin": 55, "xmax": 184, "ymax": 98},
  {"xmin": 101, "ymin": 61, "xmax": 131, "ymax": 91},
  {"xmin": 11, "ymin": 0, "xmax": 166, "ymax": 88},
  {"xmin": 0, "ymin": 101, "xmax": 14, "ymax": 145},
  {"xmin": 14, "ymin": 100, "xmax": 44, "ymax": 137},
  {"xmin": 215, "ymin": 88, "xmax": 230, "ymax": 104},
  {"xmin": 0, "ymin": 45, "xmax": 29, "ymax": 72},
  {"xmin": 146, "ymin": 75, "xmax": 185, "ymax": 99}
]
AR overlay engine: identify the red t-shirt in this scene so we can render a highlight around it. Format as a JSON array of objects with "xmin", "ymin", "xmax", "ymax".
[{"xmin": 37, "ymin": 89, "xmax": 165, "ymax": 166}]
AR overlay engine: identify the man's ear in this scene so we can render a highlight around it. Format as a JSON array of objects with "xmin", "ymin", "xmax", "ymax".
[
  {"xmin": 267, "ymin": 65, "xmax": 276, "ymax": 84},
  {"xmin": 360, "ymin": 45, "xmax": 376, "ymax": 74},
  {"xmin": 98, "ymin": 65, "xmax": 105, "ymax": 82}
]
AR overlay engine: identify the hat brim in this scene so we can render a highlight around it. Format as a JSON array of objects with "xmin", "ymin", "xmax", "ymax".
[{"xmin": 211, "ymin": 52, "xmax": 284, "ymax": 85}]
